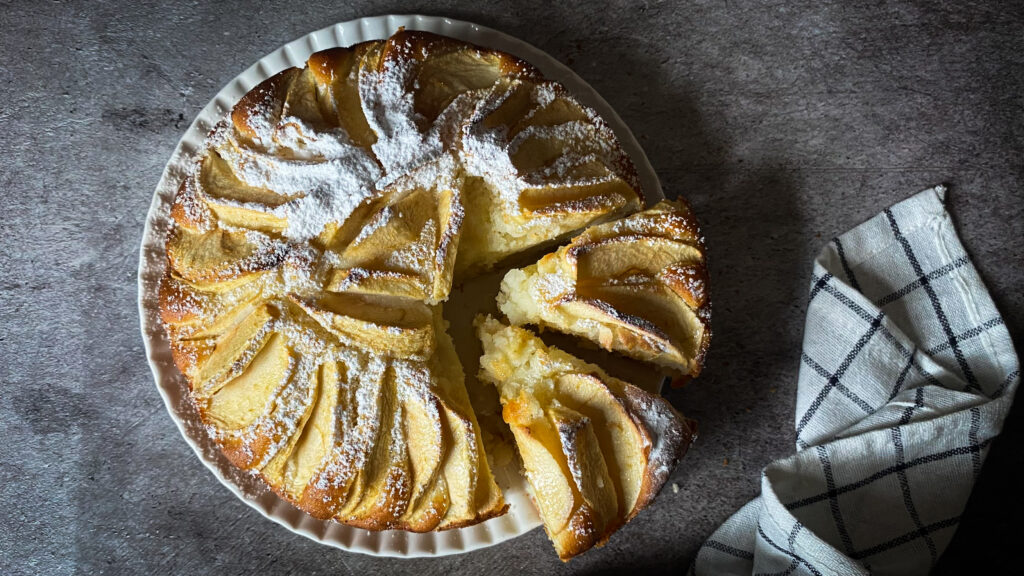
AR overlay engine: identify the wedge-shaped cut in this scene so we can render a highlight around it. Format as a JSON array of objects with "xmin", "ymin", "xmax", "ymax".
[
  {"xmin": 325, "ymin": 157, "xmax": 464, "ymax": 304},
  {"xmin": 498, "ymin": 199, "xmax": 711, "ymax": 377},
  {"xmin": 476, "ymin": 316, "xmax": 695, "ymax": 560}
]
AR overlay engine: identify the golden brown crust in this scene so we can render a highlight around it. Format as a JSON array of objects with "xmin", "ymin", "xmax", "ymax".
[
  {"xmin": 661, "ymin": 262, "xmax": 712, "ymax": 374},
  {"xmin": 435, "ymin": 503, "xmax": 511, "ymax": 531},
  {"xmin": 306, "ymin": 42, "xmax": 378, "ymax": 84},
  {"xmin": 231, "ymin": 68, "xmax": 301, "ymax": 141},
  {"xmin": 169, "ymin": 172, "xmax": 212, "ymax": 231},
  {"xmin": 617, "ymin": 390, "xmax": 697, "ymax": 516}
]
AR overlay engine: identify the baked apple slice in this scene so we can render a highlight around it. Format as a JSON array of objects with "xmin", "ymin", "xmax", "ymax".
[
  {"xmin": 476, "ymin": 315, "xmax": 694, "ymax": 560},
  {"xmin": 324, "ymin": 156, "xmax": 463, "ymax": 304},
  {"xmin": 289, "ymin": 293, "xmax": 436, "ymax": 359},
  {"xmin": 498, "ymin": 199, "xmax": 711, "ymax": 377},
  {"xmin": 307, "ymin": 43, "xmax": 379, "ymax": 150},
  {"xmin": 261, "ymin": 360, "xmax": 340, "ymax": 501}
]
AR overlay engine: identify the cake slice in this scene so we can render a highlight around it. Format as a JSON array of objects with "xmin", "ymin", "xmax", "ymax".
[
  {"xmin": 475, "ymin": 315, "xmax": 694, "ymax": 560},
  {"xmin": 497, "ymin": 199, "xmax": 711, "ymax": 377}
]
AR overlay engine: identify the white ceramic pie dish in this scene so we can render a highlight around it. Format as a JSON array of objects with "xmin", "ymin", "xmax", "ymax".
[{"xmin": 138, "ymin": 14, "xmax": 664, "ymax": 558}]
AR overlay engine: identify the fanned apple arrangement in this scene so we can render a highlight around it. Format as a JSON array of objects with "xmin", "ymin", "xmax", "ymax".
[{"xmin": 160, "ymin": 29, "xmax": 709, "ymax": 560}]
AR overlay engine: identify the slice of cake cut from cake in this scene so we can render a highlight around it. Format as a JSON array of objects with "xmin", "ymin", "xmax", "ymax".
[
  {"xmin": 475, "ymin": 315, "xmax": 695, "ymax": 560},
  {"xmin": 497, "ymin": 199, "xmax": 711, "ymax": 378}
]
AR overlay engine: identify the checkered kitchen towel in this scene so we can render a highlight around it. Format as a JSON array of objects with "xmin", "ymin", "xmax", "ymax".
[{"xmin": 692, "ymin": 186, "xmax": 1020, "ymax": 575}]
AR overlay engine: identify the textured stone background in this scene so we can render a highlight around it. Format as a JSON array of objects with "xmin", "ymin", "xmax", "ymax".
[{"xmin": 1, "ymin": 1, "xmax": 1021, "ymax": 574}]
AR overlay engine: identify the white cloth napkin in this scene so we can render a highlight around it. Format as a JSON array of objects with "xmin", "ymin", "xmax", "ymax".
[{"xmin": 691, "ymin": 186, "xmax": 1020, "ymax": 576}]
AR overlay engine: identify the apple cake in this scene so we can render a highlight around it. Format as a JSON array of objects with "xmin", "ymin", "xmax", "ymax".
[
  {"xmin": 159, "ymin": 29, "xmax": 643, "ymax": 531},
  {"xmin": 475, "ymin": 315, "xmax": 696, "ymax": 560},
  {"xmin": 497, "ymin": 199, "xmax": 711, "ymax": 377}
]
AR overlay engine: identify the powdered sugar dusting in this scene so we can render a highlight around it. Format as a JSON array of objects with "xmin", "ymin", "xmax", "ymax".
[
  {"xmin": 360, "ymin": 55, "xmax": 444, "ymax": 180},
  {"xmin": 215, "ymin": 115, "xmax": 382, "ymax": 242},
  {"xmin": 460, "ymin": 83, "xmax": 629, "ymax": 209}
]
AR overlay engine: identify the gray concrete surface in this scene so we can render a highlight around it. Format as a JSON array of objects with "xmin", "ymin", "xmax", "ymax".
[{"xmin": 1, "ymin": 1, "xmax": 1022, "ymax": 574}]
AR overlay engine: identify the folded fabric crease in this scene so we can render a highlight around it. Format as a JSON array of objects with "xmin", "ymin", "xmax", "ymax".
[{"xmin": 692, "ymin": 185, "xmax": 1019, "ymax": 576}]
